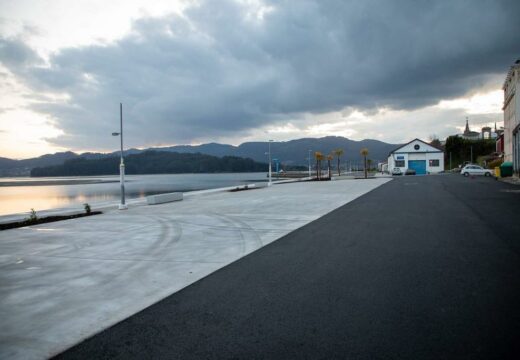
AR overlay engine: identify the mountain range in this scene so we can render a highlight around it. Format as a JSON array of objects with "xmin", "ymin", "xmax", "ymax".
[{"xmin": 0, "ymin": 136, "xmax": 399, "ymax": 176}]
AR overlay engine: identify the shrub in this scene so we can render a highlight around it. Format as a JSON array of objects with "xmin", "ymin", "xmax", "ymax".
[
  {"xmin": 84, "ymin": 203, "xmax": 91, "ymax": 214},
  {"xmin": 487, "ymin": 159, "xmax": 503, "ymax": 169},
  {"xmin": 28, "ymin": 208, "xmax": 38, "ymax": 223}
]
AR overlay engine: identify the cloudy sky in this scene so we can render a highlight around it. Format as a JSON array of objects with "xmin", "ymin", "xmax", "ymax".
[{"xmin": 0, "ymin": 0, "xmax": 518, "ymax": 159}]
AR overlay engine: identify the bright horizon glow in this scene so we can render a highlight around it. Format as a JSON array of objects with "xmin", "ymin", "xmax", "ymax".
[
  {"xmin": 437, "ymin": 90, "xmax": 503, "ymax": 115},
  {"xmin": 0, "ymin": 86, "xmax": 504, "ymax": 159},
  {"xmin": 0, "ymin": 109, "xmax": 65, "ymax": 159}
]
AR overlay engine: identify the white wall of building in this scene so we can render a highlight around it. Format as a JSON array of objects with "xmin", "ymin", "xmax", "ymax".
[
  {"xmin": 387, "ymin": 139, "xmax": 444, "ymax": 174},
  {"xmin": 425, "ymin": 152, "xmax": 445, "ymax": 173}
]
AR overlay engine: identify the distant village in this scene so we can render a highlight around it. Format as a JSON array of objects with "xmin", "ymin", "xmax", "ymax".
[{"xmin": 381, "ymin": 58, "xmax": 519, "ymax": 178}]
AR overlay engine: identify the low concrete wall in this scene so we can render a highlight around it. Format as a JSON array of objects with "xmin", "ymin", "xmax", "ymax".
[{"xmin": 146, "ymin": 192, "xmax": 183, "ymax": 205}]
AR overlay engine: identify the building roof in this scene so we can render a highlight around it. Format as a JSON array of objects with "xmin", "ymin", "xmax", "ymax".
[
  {"xmin": 464, "ymin": 118, "xmax": 471, "ymax": 134},
  {"xmin": 388, "ymin": 138, "xmax": 443, "ymax": 157},
  {"xmin": 463, "ymin": 131, "xmax": 480, "ymax": 137},
  {"xmin": 502, "ymin": 59, "xmax": 520, "ymax": 90}
]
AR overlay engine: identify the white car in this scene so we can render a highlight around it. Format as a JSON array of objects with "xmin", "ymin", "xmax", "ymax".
[
  {"xmin": 460, "ymin": 165, "xmax": 493, "ymax": 177},
  {"xmin": 392, "ymin": 167, "xmax": 402, "ymax": 176}
]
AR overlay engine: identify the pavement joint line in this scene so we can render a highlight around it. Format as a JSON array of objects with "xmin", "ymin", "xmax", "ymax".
[
  {"xmin": 217, "ymin": 215, "xmax": 311, "ymax": 222},
  {"xmin": 160, "ymin": 220, "xmax": 292, "ymax": 232},
  {"xmin": 17, "ymin": 255, "xmax": 228, "ymax": 264}
]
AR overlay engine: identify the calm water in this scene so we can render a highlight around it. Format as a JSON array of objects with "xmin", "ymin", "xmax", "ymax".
[{"xmin": 0, "ymin": 173, "xmax": 267, "ymax": 216}]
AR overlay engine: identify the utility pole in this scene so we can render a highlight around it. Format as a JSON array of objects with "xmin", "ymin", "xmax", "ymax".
[
  {"xmin": 268, "ymin": 140, "xmax": 273, "ymax": 186},
  {"xmin": 470, "ymin": 145, "xmax": 473, "ymax": 164},
  {"xmin": 112, "ymin": 103, "xmax": 127, "ymax": 210},
  {"xmin": 308, "ymin": 149, "xmax": 312, "ymax": 177}
]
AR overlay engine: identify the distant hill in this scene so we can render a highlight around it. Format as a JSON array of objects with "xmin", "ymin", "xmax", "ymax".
[
  {"xmin": 154, "ymin": 136, "xmax": 398, "ymax": 166},
  {"xmin": 1, "ymin": 136, "xmax": 399, "ymax": 176},
  {"xmin": 30, "ymin": 151, "xmax": 276, "ymax": 177},
  {"xmin": 155, "ymin": 143, "xmax": 237, "ymax": 158},
  {"xmin": 0, "ymin": 152, "xmax": 80, "ymax": 176},
  {"xmin": 0, "ymin": 156, "xmax": 19, "ymax": 169}
]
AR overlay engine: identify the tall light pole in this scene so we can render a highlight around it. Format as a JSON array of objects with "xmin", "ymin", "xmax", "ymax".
[
  {"xmin": 308, "ymin": 149, "xmax": 312, "ymax": 177},
  {"xmin": 268, "ymin": 140, "xmax": 273, "ymax": 186},
  {"xmin": 112, "ymin": 103, "xmax": 127, "ymax": 210}
]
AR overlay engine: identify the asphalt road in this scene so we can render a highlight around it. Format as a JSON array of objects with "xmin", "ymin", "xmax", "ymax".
[{"xmin": 54, "ymin": 175, "xmax": 520, "ymax": 360}]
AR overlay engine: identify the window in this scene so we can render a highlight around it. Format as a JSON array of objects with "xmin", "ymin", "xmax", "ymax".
[
  {"xmin": 414, "ymin": 144, "xmax": 420, "ymax": 150},
  {"xmin": 395, "ymin": 160, "xmax": 405, "ymax": 167},
  {"xmin": 429, "ymin": 159, "xmax": 439, "ymax": 167}
]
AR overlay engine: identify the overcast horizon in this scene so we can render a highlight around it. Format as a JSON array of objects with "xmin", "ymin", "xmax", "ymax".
[{"xmin": 1, "ymin": 0, "xmax": 518, "ymax": 159}]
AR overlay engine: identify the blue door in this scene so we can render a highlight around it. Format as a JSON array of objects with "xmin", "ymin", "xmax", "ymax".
[{"xmin": 408, "ymin": 160, "xmax": 426, "ymax": 175}]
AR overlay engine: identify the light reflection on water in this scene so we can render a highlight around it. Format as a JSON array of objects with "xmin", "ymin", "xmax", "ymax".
[{"xmin": 0, "ymin": 173, "xmax": 266, "ymax": 216}]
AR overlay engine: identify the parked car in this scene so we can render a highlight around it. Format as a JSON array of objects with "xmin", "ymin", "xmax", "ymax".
[
  {"xmin": 460, "ymin": 165, "xmax": 493, "ymax": 177},
  {"xmin": 405, "ymin": 168, "xmax": 416, "ymax": 175},
  {"xmin": 392, "ymin": 167, "xmax": 402, "ymax": 176}
]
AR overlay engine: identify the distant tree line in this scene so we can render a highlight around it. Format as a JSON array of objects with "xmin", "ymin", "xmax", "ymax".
[
  {"xmin": 31, "ymin": 151, "xmax": 272, "ymax": 177},
  {"xmin": 444, "ymin": 136, "xmax": 496, "ymax": 169}
]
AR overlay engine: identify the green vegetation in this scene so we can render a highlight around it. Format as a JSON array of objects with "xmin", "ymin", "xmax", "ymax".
[
  {"xmin": 29, "ymin": 208, "xmax": 38, "ymax": 222},
  {"xmin": 360, "ymin": 148, "xmax": 369, "ymax": 179},
  {"xmin": 1, "ymin": 210, "xmax": 103, "ymax": 231},
  {"xmin": 8, "ymin": 208, "xmax": 41, "ymax": 229},
  {"xmin": 326, "ymin": 154, "xmax": 333, "ymax": 178},
  {"xmin": 333, "ymin": 148, "xmax": 344, "ymax": 176},
  {"xmin": 84, "ymin": 203, "xmax": 91, "ymax": 214},
  {"xmin": 31, "ymin": 151, "xmax": 270, "ymax": 177},
  {"xmin": 314, "ymin": 151, "xmax": 324, "ymax": 179},
  {"xmin": 487, "ymin": 158, "xmax": 503, "ymax": 169},
  {"xmin": 444, "ymin": 136, "xmax": 496, "ymax": 169}
]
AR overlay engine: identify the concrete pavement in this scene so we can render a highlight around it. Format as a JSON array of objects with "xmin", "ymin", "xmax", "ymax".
[
  {"xmin": 0, "ymin": 178, "xmax": 390, "ymax": 359},
  {"xmin": 54, "ymin": 174, "xmax": 520, "ymax": 359}
]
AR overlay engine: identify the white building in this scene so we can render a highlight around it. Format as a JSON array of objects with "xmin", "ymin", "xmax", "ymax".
[
  {"xmin": 388, "ymin": 139, "xmax": 444, "ymax": 175},
  {"xmin": 457, "ymin": 118, "xmax": 500, "ymax": 140},
  {"xmin": 460, "ymin": 118, "xmax": 481, "ymax": 140},
  {"xmin": 503, "ymin": 59, "xmax": 520, "ymax": 175}
]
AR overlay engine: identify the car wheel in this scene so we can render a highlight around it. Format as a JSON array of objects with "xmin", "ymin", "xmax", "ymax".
[
  {"xmin": 464, "ymin": 172, "xmax": 469, "ymax": 177},
  {"xmin": 485, "ymin": 172, "xmax": 490, "ymax": 177}
]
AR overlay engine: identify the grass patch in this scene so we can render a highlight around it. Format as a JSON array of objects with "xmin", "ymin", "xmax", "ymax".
[{"xmin": 0, "ymin": 211, "xmax": 102, "ymax": 231}]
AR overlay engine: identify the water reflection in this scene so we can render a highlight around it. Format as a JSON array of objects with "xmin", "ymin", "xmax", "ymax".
[{"xmin": 0, "ymin": 173, "xmax": 266, "ymax": 216}]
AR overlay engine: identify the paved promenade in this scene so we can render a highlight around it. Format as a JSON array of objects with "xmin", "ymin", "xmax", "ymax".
[
  {"xmin": 0, "ymin": 178, "xmax": 390, "ymax": 359},
  {"xmin": 55, "ymin": 174, "xmax": 520, "ymax": 359}
]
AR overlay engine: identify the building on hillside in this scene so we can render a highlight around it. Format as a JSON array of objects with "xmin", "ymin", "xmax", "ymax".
[
  {"xmin": 387, "ymin": 139, "xmax": 444, "ymax": 175},
  {"xmin": 454, "ymin": 118, "xmax": 503, "ymax": 141},
  {"xmin": 503, "ymin": 58, "xmax": 520, "ymax": 175},
  {"xmin": 461, "ymin": 118, "xmax": 481, "ymax": 140}
]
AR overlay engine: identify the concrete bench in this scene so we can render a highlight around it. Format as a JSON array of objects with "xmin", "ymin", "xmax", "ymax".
[
  {"xmin": 146, "ymin": 192, "xmax": 183, "ymax": 205},
  {"xmin": 229, "ymin": 184, "xmax": 257, "ymax": 192}
]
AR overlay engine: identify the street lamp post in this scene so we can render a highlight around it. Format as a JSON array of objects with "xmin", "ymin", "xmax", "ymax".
[
  {"xmin": 308, "ymin": 149, "xmax": 312, "ymax": 177},
  {"xmin": 268, "ymin": 140, "xmax": 273, "ymax": 186},
  {"xmin": 112, "ymin": 103, "xmax": 127, "ymax": 210}
]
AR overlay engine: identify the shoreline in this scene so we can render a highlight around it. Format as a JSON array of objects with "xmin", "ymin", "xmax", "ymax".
[
  {"xmin": 0, "ymin": 172, "xmax": 269, "ymax": 187},
  {"xmin": 0, "ymin": 179, "xmax": 121, "ymax": 187}
]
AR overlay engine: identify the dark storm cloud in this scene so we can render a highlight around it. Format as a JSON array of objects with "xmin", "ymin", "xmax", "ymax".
[{"xmin": 0, "ymin": 0, "xmax": 518, "ymax": 149}]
